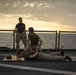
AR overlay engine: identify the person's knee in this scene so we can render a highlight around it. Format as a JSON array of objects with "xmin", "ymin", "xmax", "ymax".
[
  {"xmin": 22, "ymin": 39, "xmax": 27, "ymax": 46},
  {"xmin": 16, "ymin": 45, "xmax": 19, "ymax": 49},
  {"xmin": 24, "ymin": 47, "xmax": 29, "ymax": 51}
]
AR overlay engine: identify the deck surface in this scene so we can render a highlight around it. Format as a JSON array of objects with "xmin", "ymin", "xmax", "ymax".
[{"xmin": 0, "ymin": 50, "xmax": 76, "ymax": 75}]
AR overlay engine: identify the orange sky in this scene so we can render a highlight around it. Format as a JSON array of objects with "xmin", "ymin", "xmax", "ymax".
[
  {"xmin": 0, "ymin": 19, "xmax": 75, "ymax": 31},
  {"xmin": 0, "ymin": 0, "xmax": 76, "ymax": 31}
]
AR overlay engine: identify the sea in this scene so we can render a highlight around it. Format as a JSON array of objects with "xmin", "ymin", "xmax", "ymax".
[{"xmin": 0, "ymin": 31, "xmax": 76, "ymax": 49}]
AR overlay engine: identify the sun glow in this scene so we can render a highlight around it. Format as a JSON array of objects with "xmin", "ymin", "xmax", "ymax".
[
  {"xmin": 0, "ymin": 19, "xmax": 75, "ymax": 31},
  {"xmin": 25, "ymin": 20, "xmax": 75, "ymax": 31}
]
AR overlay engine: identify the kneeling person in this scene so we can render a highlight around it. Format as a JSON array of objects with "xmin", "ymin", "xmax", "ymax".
[{"xmin": 27, "ymin": 27, "xmax": 43, "ymax": 52}]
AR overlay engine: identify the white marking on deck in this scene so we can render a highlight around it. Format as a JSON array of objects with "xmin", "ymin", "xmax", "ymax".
[{"xmin": 0, "ymin": 63, "xmax": 76, "ymax": 75}]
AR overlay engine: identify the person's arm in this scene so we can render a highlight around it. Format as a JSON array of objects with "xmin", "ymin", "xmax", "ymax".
[
  {"xmin": 14, "ymin": 28, "xmax": 18, "ymax": 32},
  {"xmin": 27, "ymin": 38, "xmax": 32, "ymax": 51},
  {"xmin": 38, "ymin": 38, "xmax": 43, "ymax": 48},
  {"xmin": 23, "ymin": 24, "xmax": 26, "ymax": 34},
  {"xmin": 14, "ymin": 25, "xmax": 18, "ymax": 33},
  {"xmin": 29, "ymin": 51, "xmax": 38, "ymax": 58}
]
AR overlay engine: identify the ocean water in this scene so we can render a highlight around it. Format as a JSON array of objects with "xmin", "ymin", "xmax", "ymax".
[
  {"xmin": 59, "ymin": 34, "xmax": 76, "ymax": 49},
  {"xmin": 0, "ymin": 32, "xmax": 76, "ymax": 49}
]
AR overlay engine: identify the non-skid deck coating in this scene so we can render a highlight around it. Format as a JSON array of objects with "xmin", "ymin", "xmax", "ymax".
[
  {"xmin": 0, "ymin": 51, "xmax": 76, "ymax": 75},
  {"xmin": 0, "ymin": 61, "xmax": 76, "ymax": 75},
  {"xmin": 0, "ymin": 63, "xmax": 76, "ymax": 75}
]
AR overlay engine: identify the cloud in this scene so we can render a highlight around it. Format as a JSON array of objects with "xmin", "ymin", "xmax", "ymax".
[
  {"xmin": 67, "ymin": 14, "xmax": 76, "ymax": 17},
  {"xmin": 0, "ymin": 0, "xmax": 76, "ymax": 27}
]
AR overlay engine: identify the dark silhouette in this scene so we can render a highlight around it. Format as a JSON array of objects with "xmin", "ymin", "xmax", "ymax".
[{"xmin": 14, "ymin": 17, "xmax": 27, "ymax": 51}]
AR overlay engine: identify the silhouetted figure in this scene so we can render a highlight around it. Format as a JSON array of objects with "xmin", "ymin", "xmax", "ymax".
[
  {"xmin": 27, "ymin": 27, "xmax": 43, "ymax": 52},
  {"xmin": 14, "ymin": 17, "xmax": 27, "ymax": 51}
]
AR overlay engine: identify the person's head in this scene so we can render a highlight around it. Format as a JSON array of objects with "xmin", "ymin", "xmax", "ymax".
[
  {"xmin": 16, "ymin": 51, "xmax": 23, "ymax": 58},
  {"xmin": 19, "ymin": 17, "xmax": 22, "ymax": 23},
  {"xmin": 29, "ymin": 27, "xmax": 34, "ymax": 33}
]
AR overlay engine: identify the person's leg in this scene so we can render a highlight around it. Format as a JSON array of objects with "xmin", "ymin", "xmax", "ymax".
[
  {"xmin": 21, "ymin": 33, "xmax": 27, "ymax": 48},
  {"xmin": 38, "ymin": 52, "xmax": 66, "ymax": 61},
  {"xmin": 38, "ymin": 47, "xmax": 42, "ymax": 52},
  {"xmin": 37, "ymin": 52, "xmax": 46, "ymax": 59},
  {"xmin": 51, "ymin": 56, "xmax": 66, "ymax": 61},
  {"xmin": 50, "ymin": 51, "xmax": 71, "ymax": 61},
  {"xmin": 16, "ymin": 33, "xmax": 21, "ymax": 51},
  {"xmin": 37, "ymin": 52, "xmax": 54, "ymax": 60},
  {"xmin": 50, "ymin": 52, "xmax": 61, "ymax": 56},
  {"xmin": 50, "ymin": 51, "xmax": 64, "ymax": 56}
]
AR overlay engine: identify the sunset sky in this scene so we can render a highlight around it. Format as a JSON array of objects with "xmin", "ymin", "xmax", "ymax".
[{"xmin": 0, "ymin": 0, "xmax": 76, "ymax": 31}]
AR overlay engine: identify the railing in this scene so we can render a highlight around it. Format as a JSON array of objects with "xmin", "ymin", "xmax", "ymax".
[
  {"xmin": 0, "ymin": 30, "xmax": 15, "ymax": 49},
  {"xmin": 0, "ymin": 30, "xmax": 57, "ymax": 50},
  {"xmin": 33, "ymin": 30, "xmax": 57, "ymax": 50},
  {"xmin": 58, "ymin": 31, "xmax": 76, "ymax": 49},
  {"xmin": 0, "ymin": 30, "xmax": 76, "ymax": 50}
]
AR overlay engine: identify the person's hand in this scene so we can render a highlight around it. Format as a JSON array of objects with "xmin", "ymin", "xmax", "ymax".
[
  {"xmin": 23, "ymin": 31, "xmax": 26, "ymax": 34},
  {"xmin": 36, "ymin": 46, "xmax": 40, "ymax": 49},
  {"xmin": 29, "ymin": 51, "xmax": 38, "ymax": 58},
  {"xmin": 36, "ymin": 46, "xmax": 42, "ymax": 52},
  {"xmin": 14, "ymin": 28, "xmax": 18, "ymax": 32},
  {"xmin": 36, "ymin": 46, "xmax": 41, "ymax": 50}
]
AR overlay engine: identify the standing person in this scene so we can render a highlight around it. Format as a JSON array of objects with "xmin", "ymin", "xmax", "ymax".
[
  {"xmin": 14, "ymin": 17, "xmax": 27, "ymax": 51},
  {"xmin": 27, "ymin": 27, "xmax": 43, "ymax": 52}
]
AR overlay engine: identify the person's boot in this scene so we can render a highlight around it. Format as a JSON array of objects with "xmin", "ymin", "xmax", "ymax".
[
  {"xmin": 65, "ymin": 56, "xmax": 72, "ymax": 61},
  {"xmin": 6, "ymin": 55, "xmax": 12, "ymax": 59}
]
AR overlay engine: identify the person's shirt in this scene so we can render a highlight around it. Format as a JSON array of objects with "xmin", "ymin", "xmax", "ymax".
[
  {"xmin": 15, "ymin": 23, "xmax": 25, "ymax": 33},
  {"xmin": 23, "ymin": 50, "xmax": 38, "ymax": 60},
  {"xmin": 28, "ymin": 33, "xmax": 39, "ymax": 46},
  {"xmin": 23, "ymin": 51, "xmax": 32, "ymax": 58}
]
